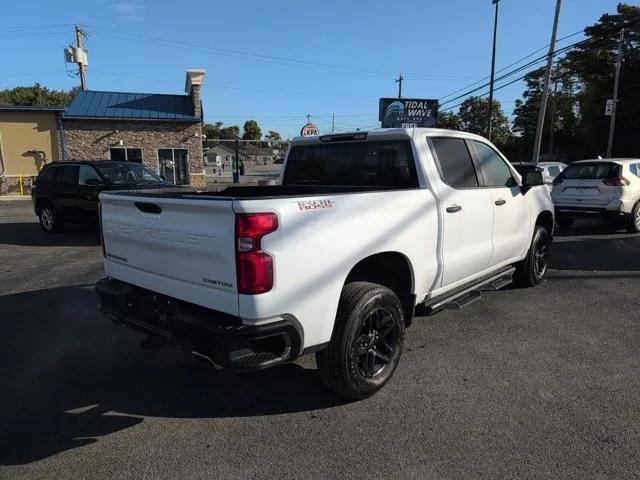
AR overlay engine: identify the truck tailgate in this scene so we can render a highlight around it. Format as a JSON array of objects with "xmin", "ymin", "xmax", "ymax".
[{"xmin": 99, "ymin": 192, "xmax": 238, "ymax": 315}]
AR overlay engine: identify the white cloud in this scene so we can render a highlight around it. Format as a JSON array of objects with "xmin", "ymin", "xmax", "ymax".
[{"xmin": 110, "ymin": 2, "xmax": 147, "ymax": 21}]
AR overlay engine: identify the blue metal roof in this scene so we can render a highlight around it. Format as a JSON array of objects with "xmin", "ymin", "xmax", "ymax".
[{"xmin": 63, "ymin": 90, "xmax": 200, "ymax": 122}]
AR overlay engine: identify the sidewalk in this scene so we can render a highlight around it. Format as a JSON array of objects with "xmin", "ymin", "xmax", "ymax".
[{"xmin": 0, "ymin": 195, "xmax": 31, "ymax": 201}]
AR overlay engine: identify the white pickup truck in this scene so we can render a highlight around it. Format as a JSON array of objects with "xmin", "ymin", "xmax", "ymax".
[{"xmin": 96, "ymin": 128, "xmax": 554, "ymax": 399}]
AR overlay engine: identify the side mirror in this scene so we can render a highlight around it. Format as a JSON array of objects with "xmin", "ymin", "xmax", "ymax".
[
  {"xmin": 522, "ymin": 170, "xmax": 544, "ymax": 188},
  {"xmin": 84, "ymin": 178, "xmax": 104, "ymax": 187}
]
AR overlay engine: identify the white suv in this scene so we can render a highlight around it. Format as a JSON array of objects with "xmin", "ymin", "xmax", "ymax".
[{"xmin": 551, "ymin": 159, "xmax": 640, "ymax": 233}]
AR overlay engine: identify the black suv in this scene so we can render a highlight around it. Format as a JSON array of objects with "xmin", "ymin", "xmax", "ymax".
[{"xmin": 32, "ymin": 161, "xmax": 174, "ymax": 233}]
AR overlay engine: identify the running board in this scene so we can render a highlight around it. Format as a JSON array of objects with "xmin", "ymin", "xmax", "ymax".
[{"xmin": 417, "ymin": 267, "xmax": 515, "ymax": 315}]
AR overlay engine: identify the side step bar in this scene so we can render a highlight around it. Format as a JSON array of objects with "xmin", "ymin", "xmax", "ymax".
[{"xmin": 417, "ymin": 267, "xmax": 515, "ymax": 315}]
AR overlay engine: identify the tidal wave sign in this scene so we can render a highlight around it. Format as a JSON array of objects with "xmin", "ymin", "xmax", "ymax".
[{"xmin": 379, "ymin": 98, "xmax": 438, "ymax": 128}]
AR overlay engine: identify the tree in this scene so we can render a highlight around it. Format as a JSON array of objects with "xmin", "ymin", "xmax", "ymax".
[
  {"xmin": 0, "ymin": 83, "xmax": 80, "ymax": 107},
  {"xmin": 242, "ymin": 120, "xmax": 262, "ymax": 140},
  {"xmin": 457, "ymin": 97, "xmax": 511, "ymax": 147},
  {"xmin": 511, "ymin": 3, "xmax": 640, "ymax": 160},
  {"xmin": 220, "ymin": 125, "xmax": 240, "ymax": 139},
  {"xmin": 436, "ymin": 111, "xmax": 461, "ymax": 130},
  {"xmin": 266, "ymin": 130, "xmax": 281, "ymax": 141}
]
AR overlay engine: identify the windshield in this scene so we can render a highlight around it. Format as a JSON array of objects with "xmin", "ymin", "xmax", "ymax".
[
  {"xmin": 561, "ymin": 162, "xmax": 620, "ymax": 180},
  {"xmin": 95, "ymin": 163, "xmax": 167, "ymax": 186},
  {"xmin": 282, "ymin": 140, "xmax": 418, "ymax": 188}
]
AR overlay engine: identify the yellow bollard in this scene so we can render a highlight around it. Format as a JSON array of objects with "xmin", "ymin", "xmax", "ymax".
[{"xmin": 19, "ymin": 172, "xmax": 24, "ymax": 196}]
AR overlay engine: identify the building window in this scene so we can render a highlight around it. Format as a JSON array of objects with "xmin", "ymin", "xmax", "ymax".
[
  {"xmin": 110, "ymin": 147, "xmax": 142, "ymax": 163},
  {"xmin": 158, "ymin": 148, "xmax": 189, "ymax": 185}
]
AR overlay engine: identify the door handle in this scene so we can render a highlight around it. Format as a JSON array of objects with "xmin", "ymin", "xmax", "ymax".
[
  {"xmin": 446, "ymin": 205, "xmax": 462, "ymax": 213},
  {"xmin": 495, "ymin": 199, "xmax": 506, "ymax": 206}
]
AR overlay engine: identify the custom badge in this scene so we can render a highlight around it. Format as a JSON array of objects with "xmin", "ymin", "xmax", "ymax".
[{"xmin": 297, "ymin": 199, "xmax": 334, "ymax": 211}]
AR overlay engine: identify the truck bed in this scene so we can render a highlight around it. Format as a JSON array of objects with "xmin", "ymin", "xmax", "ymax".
[{"xmin": 104, "ymin": 184, "xmax": 410, "ymax": 200}]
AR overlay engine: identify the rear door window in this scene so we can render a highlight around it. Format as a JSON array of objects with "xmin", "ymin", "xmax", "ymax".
[
  {"xmin": 561, "ymin": 163, "xmax": 620, "ymax": 180},
  {"xmin": 38, "ymin": 166, "xmax": 58, "ymax": 182},
  {"xmin": 630, "ymin": 163, "xmax": 640, "ymax": 178},
  {"xmin": 547, "ymin": 166, "xmax": 561, "ymax": 178},
  {"xmin": 56, "ymin": 165, "xmax": 78, "ymax": 185},
  {"xmin": 430, "ymin": 137, "xmax": 479, "ymax": 188},
  {"xmin": 78, "ymin": 165, "xmax": 102, "ymax": 185},
  {"xmin": 282, "ymin": 140, "xmax": 418, "ymax": 188}
]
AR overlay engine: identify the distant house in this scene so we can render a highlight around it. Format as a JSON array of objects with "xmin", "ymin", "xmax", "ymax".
[
  {"xmin": 61, "ymin": 70, "xmax": 206, "ymax": 186},
  {"xmin": 204, "ymin": 143, "xmax": 250, "ymax": 167},
  {"xmin": 241, "ymin": 144, "xmax": 276, "ymax": 165},
  {"xmin": 0, "ymin": 105, "xmax": 64, "ymax": 195}
]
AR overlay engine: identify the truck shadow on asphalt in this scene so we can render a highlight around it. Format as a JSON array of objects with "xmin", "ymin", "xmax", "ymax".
[
  {"xmin": 0, "ymin": 222, "xmax": 100, "ymax": 247},
  {"xmin": 0, "ymin": 285, "xmax": 346, "ymax": 465}
]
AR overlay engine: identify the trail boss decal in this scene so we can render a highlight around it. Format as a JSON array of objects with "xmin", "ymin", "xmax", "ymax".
[{"xmin": 297, "ymin": 199, "xmax": 334, "ymax": 211}]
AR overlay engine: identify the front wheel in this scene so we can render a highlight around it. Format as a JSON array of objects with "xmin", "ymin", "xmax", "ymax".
[
  {"xmin": 39, "ymin": 204, "xmax": 64, "ymax": 233},
  {"xmin": 316, "ymin": 282, "xmax": 405, "ymax": 400},
  {"xmin": 514, "ymin": 225, "xmax": 551, "ymax": 287}
]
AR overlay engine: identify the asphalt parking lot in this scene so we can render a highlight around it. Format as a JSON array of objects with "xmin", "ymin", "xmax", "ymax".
[{"xmin": 1, "ymin": 199, "xmax": 639, "ymax": 480}]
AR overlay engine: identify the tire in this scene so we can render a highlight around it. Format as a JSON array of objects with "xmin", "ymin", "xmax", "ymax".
[
  {"xmin": 316, "ymin": 282, "xmax": 405, "ymax": 400},
  {"xmin": 556, "ymin": 214, "xmax": 574, "ymax": 229},
  {"xmin": 627, "ymin": 202, "xmax": 640, "ymax": 234},
  {"xmin": 514, "ymin": 225, "xmax": 551, "ymax": 288},
  {"xmin": 38, "ymin": 203, "xmax": 64, "ymax": 233}
]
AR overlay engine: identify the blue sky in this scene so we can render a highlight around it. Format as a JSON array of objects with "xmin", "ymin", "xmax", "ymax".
[{"xmin": 1, "ymin": 0, "xmax": 624, "ymax": 138}]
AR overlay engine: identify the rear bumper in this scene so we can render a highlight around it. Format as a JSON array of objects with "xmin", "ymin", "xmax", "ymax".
[
  {"xmin": 554, "ymin": 205, "xmax": 629, "ymax": 222},
  {"xmin": 95, "ymin": 277, "xmax": 303, "ymax": 371},
  {"xmin": 553, "ymin": 197, "xmax": 634, "ymax": 214}
]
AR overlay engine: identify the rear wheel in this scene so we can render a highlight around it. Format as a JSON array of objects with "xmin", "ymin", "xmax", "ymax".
[
  {"xmin": 514, "ymin": 225, "xmax": 551, "ymax": 288},
  {"xmin": 627, "ymin": 203, "xmax": 640, "ymax": 234},
  {"xmin": 39, "ymin": 203, "xmax": 63, "ymax": 233},
  {"xmin": 316, "ymin": 282, "xmax": 405, "ymax": 400}
]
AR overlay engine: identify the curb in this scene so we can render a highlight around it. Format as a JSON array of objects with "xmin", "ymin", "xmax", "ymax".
[{"xmin": 0, "ymin": 196, "xmax": 31, "ymax": 201}]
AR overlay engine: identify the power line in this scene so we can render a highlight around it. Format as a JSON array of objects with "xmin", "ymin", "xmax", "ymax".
[{"xmin": 439, "ymin": 30, "xmax": 585, "ymax": 102}]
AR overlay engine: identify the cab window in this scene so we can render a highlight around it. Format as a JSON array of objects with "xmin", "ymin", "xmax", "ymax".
[{"xmin": 430, "ymin": 137, "xmax": 479, "ymax": 188}]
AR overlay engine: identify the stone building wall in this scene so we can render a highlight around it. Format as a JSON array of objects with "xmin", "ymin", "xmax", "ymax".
[{"xmin": 61, "ymin": 120, "xmax": 205, "ymax": 187}]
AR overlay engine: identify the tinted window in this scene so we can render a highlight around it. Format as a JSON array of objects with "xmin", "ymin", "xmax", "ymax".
[
  {"xmin": 38, "ymin": 165, "xmax": 57, "ymax": 182},
  {"xmin": 547, "ymin": 166, "xmax": 561, "ymax": 178},
  {"xmin": 95, "ymin": 162, "xmax": 165, "ymax": 185},
  {"xmin": 562, "ymin": 162, "xmax": 620, "ymax": 180},
  {"xmin": 430, "ymin": 137, "xmax": 478, "ymax": 188},
  {"xmin": 78, "ymin": 165, "xmax": 102, "ymax": 185},
  {"xmin": 472, "ymin": 141, "xmax": 514, "ymax": 187},
  {"xmin": 56, "ymin": 165, "xmax": 78, "ymax": 185},
  {"xmin": 282, "ymin": 140, "xmax": 418, "ymax": 188},
  {"xmin": 630, "ymin": 163, "xmax": 640, "ymax": 178}
]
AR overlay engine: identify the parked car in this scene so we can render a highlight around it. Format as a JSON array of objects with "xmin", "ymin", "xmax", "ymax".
[
  {"xmin": 537, "ymin": 161, "xmax": 567, "ymax": 184},
  {"xmin": 511, "ymin": 162, "xmax": 543, "ymax": 176},
  {"xmin": 32, "ymin": 160, "xmax": 174, "ymax": 233},
  {"xmin": 551, "ymin": 158, "xmax": 640, "ymax": 232},
  {"xmin": 96, "ymin": 128, "xmax": 554, "ymax": 399}
]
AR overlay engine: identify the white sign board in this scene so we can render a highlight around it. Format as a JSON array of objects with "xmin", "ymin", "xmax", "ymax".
[{"xmin": 605, "ymin": 99, "xmax": 614, "ymax": 116}]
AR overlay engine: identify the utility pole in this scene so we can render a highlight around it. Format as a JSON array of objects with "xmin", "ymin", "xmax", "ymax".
[
  {"xmin": 607, "ymin": 28, "xmax": 625, "ymax": 158},
  {"xmin": 331, "ymin": 113, "xmax": 335, "ymax": 133},
  {"xmin": 75, "ymin": 25, "xmax": 88, "ymax": 90},
  {"xmin": 233, "ymin": 135, "xmax": 240, "ymax": 183},
  {"xmin": 548, "ymin": 65, "xmax": 558, "ymax": 156},
  {"xmin": 487, "ymin": 0, "xmax": 500, "ymax": 140},
  {"xmin": 532, "ymin": 0, "xmax": 562, "ymax": 163},
  {"xmin": 395, "ymin": 73, "xmax": 403, "ymax": 98}
]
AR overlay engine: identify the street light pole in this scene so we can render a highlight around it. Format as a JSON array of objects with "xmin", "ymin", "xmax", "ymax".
[{"xmin": 487, "ymin": 0, "xmax": 500, "ymax": 140}]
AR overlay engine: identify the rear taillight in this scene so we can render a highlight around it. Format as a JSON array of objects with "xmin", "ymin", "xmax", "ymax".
[
  {"xmin": 235, "ymin": 213, "xmax": 278, "ymax": 294},
  {"xmin": 99, "ymin": 202, "xmax": 106, "ymax": 258},
  {"xmin": 603, "ymin": 176, "xmax": 630, "ymax": 186}
]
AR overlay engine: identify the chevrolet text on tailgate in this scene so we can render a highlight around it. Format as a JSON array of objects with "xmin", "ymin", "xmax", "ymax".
[{"xmin": 96, "ymin": 128, "xmax": 554, "ymax": 399}]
